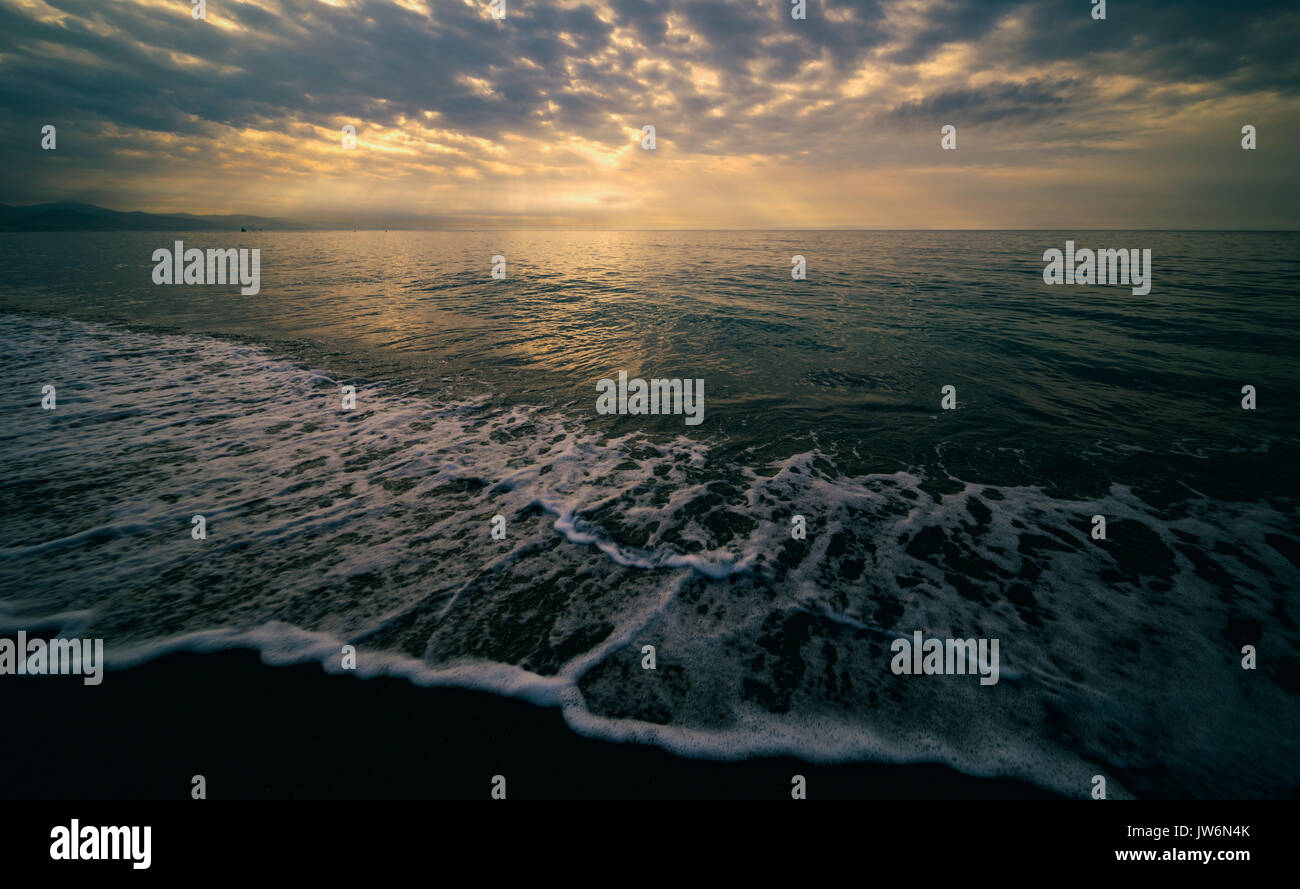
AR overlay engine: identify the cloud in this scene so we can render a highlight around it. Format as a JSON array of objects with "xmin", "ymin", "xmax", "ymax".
[{"xmin": 0, "ymin": 0, "xmax": 1295, "ymax": 226}]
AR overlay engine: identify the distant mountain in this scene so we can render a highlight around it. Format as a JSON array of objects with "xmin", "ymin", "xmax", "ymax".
[{"xmin": 0, "ymin": 202, "xmax": 316, "ymax": 232}]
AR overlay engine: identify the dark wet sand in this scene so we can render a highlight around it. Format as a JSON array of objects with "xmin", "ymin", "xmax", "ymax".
[{"xmin": 0, "ymin": 648, "xmax": 1060, "ymax": 800}]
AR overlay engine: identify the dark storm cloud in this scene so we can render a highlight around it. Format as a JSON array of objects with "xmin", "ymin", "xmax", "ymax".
[
  {"xmin": 887, "ymin": 79, "xmax": 1079, "ymax": 125},
  {"xmin": 984, "ymin": 0, "xmax": 1300, "ymax": 92}
]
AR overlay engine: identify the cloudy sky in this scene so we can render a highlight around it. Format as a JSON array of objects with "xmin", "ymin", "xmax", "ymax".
[{"xmin": 1, "ymin": 0, "xmax": 1297, "ymax": 227}]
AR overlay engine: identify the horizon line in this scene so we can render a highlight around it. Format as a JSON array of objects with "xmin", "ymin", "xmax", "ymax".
[{"xmin": 5, "ymin": 227, "xmax": 1299, "ymax": 233}]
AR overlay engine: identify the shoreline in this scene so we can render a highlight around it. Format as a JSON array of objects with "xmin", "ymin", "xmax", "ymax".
[{"xmin": 1, "ymin": 648, "xmax": 1060, "ymax": 800}]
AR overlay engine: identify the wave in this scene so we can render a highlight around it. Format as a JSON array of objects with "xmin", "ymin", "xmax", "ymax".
[{"xmin": 1, "ymin": 313, "xmax": 1297, "ymax": 799}]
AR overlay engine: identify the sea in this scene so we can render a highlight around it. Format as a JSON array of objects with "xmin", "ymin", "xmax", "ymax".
[{"xmin": 1, "ymin": 229, "xmax": 1297, "ymax": 799}]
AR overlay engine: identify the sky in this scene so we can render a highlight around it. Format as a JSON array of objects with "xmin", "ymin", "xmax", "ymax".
[{"xmin": 1, "ymin": 0, "xmax": 1297, "ymax": 228}]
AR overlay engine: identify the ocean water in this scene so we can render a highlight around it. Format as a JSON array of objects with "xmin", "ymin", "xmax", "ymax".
[{"xmin": 1, "ymin": 230, "xmax": 1297, "ymax": 799}]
